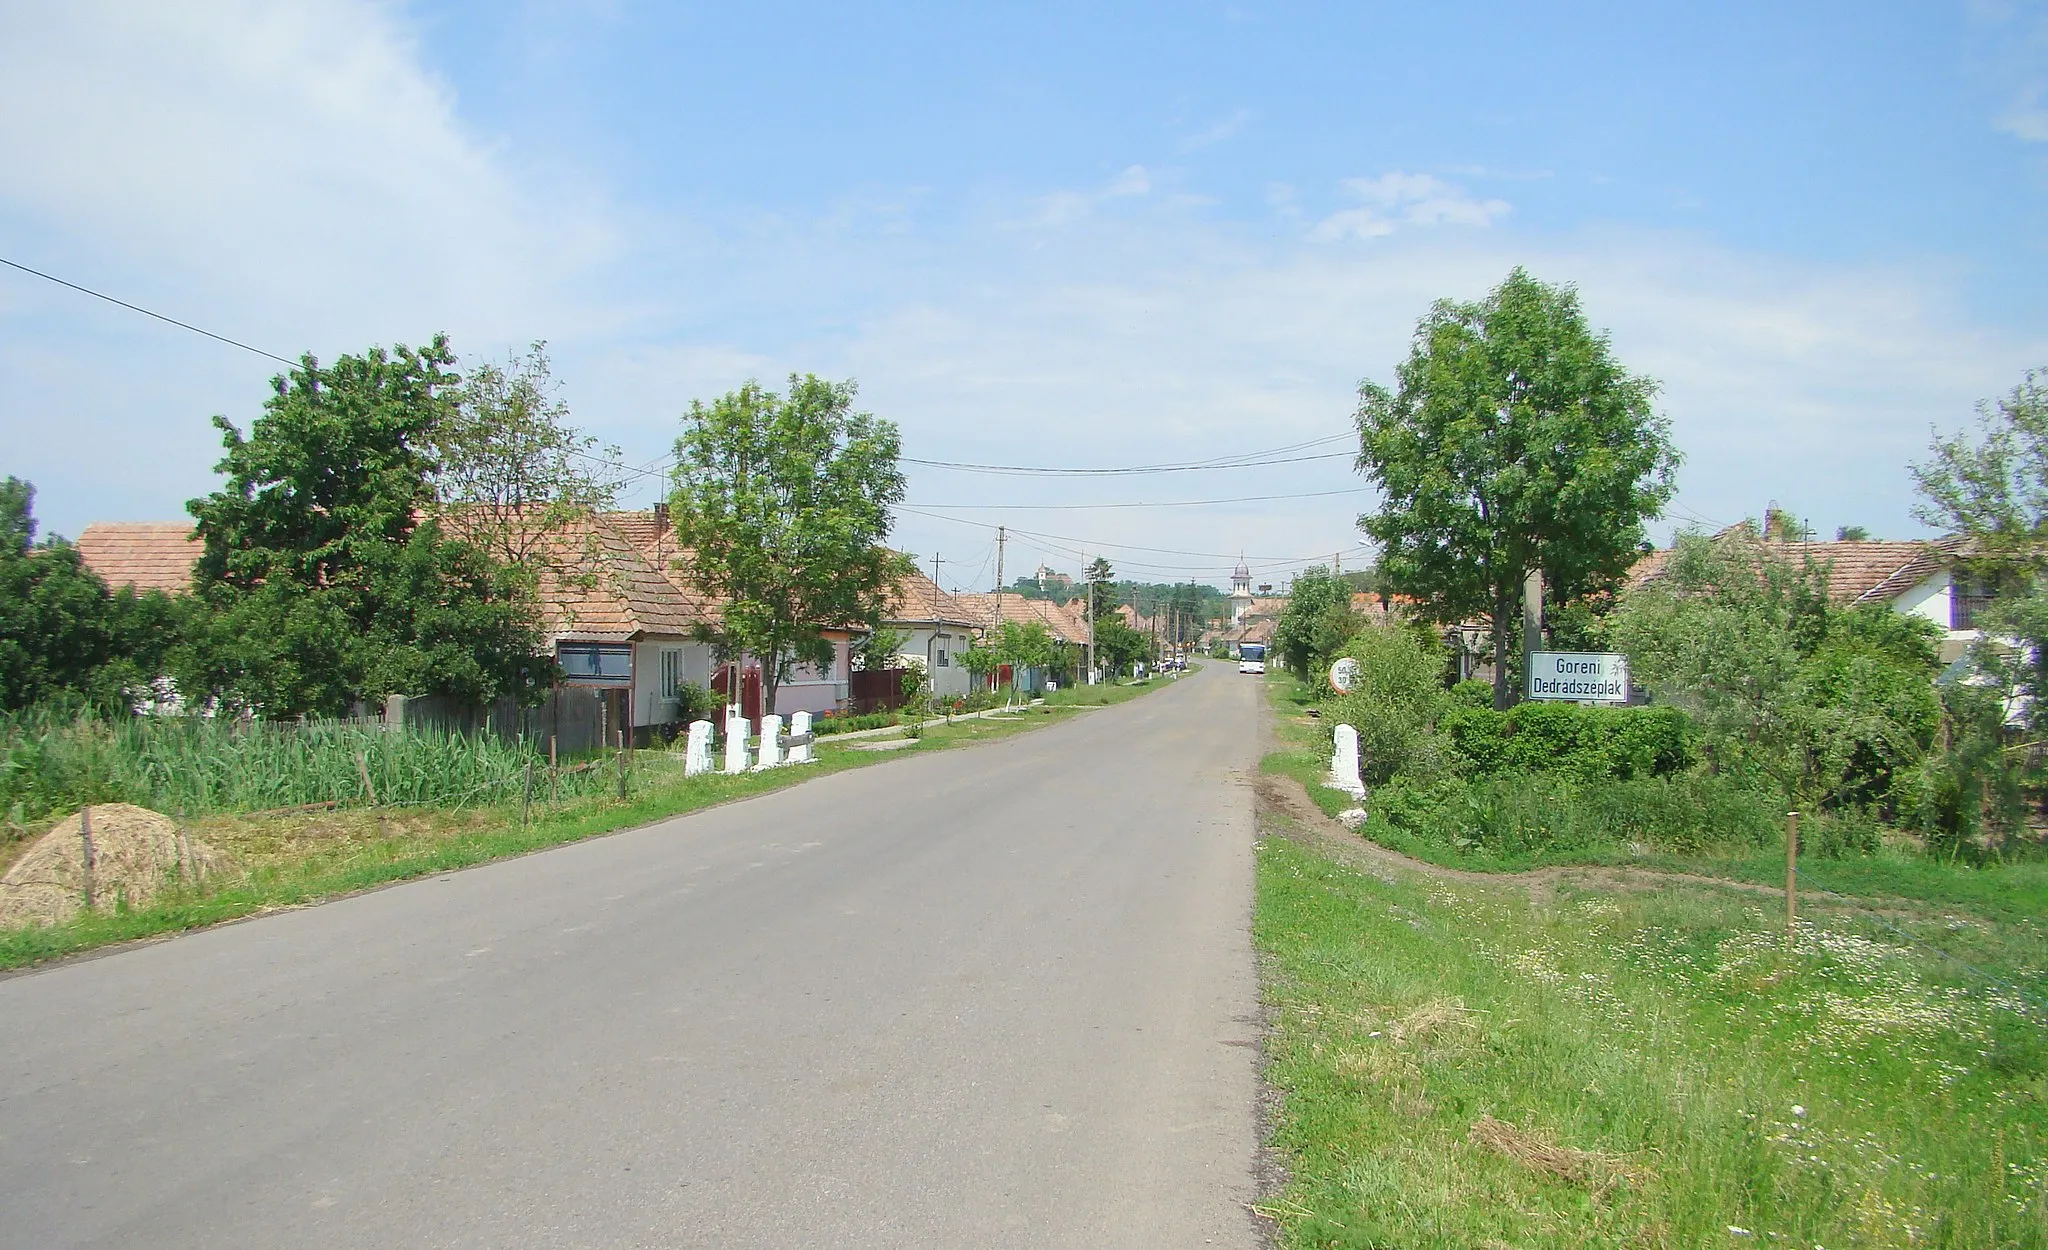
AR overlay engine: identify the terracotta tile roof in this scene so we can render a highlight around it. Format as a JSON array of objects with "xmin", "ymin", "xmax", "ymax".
[
  {"xmin": 1627, "ymin": 531, "xmax": 1948, "ymax": 606},
  {"xmin": 952, "ymin": 592, "xmax": 1089, "ymax": 642},
  {"xmin": 882, "ymin": 564, "xmax": 982, "ymax": 628},
  {"xmin": 75, "ymin": 523, "xmax": 200, "ymax": 594},
  {"xmin": 499, "ymin": 512, "xmax": 721, "ymax": 641}
]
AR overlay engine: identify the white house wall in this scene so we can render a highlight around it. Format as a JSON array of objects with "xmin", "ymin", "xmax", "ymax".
[
  {"xmin": 631, "ymin": 638, "xmax": 716, "ymax": 728},
  {"xmin": 891, "ymin": 625, "xmax": 974, "ymax": 699},
  {"xmin": 1892, "ymin": 572, "xmax": 1951, "ymax": 630}
]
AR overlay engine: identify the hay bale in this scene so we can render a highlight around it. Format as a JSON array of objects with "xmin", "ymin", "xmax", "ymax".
[{"xmin": 0, "ymin": 804, "xmax": 224, "ymax": 929}]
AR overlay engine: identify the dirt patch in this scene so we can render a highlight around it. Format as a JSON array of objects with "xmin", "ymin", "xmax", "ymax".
[{"xmin": 0, "ymin": 805, "xmax": 225, "ymax": 928}]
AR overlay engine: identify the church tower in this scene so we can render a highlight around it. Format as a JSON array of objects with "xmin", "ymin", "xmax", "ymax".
[{"xmin": 1229, "ymin": 558, "xmax": 1253, "ymax": 628}]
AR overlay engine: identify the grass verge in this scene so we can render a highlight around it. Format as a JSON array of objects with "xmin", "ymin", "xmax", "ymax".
[
  {"xmin": 1257, "ymin": 667, "xmax": 2048, "ymax": 1246},
  {"xmin": 1256, "ymin": 827, "xmax": 2047, "ymax": 1248},
  {"xmin": 0, "ymin": 692, "xmax": 1152, "ymax": 971}
]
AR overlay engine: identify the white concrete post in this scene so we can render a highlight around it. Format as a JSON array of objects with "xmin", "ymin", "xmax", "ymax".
[
  {"xmin": 684, "ymin": 719, "xmax": 714, "ymax": 776},
  {"xmin": 1326, "ymin": 723, "xmax": 1367, "ymax": 800},
  {"xmin": 756, "ymin": 714, "xmax": 785, "ymax": 769},
  {"xmin": 788, "ymin": 711, "xmax": 814, "ymax": 764},
  {"xmin": 723, "ymin": 707, "xmax": 750, "ymax": 775}
]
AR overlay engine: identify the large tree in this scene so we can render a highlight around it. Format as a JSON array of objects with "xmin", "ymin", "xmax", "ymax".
[
  {"xmin": 183, "ymin": 337, "xmax": 543, "ymax": 716},
  {"xmin": 432, "ymin": 340, "xmax": 625, "ymax": 577},
  {"xmin": 1356, "ymin": 267, "xmax": 1679, "ymax": 708},
  {"xmin": 667, "ymin": 374, "xmax": 909, "ymax": 716},
  {"xmin": 1272, "ymin": 565, "xmax": 1359, "ymax": 680},
  {"xmin": 0, "ymin": 478, "xmax": 179, "ymax": 711}
]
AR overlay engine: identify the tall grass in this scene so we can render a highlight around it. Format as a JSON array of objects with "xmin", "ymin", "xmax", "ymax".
[{"xmin": 1, "ymin": 705, "xmax": 603, "ymax": 827}]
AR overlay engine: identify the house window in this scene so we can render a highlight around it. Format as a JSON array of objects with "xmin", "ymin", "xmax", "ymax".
[
  {"xmin": 1953, "ymin": 577, "xmax": 1999, "ymax": 631},
  {"xmin": 558, "ymin": 641, "xmax": 632, "ymax": 683},
  {"xmin": 660, "ymin": 648, "xmax": 684, "ymax": 697},
  {"xmin": 936, "ymin": 648, "xmax": 949, "ymax": 668}
]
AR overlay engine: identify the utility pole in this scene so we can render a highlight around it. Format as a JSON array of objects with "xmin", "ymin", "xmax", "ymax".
[
  {"xmin": 994, "ymin": 526, "xmax": 1006, "ymax": 632},
  {"xmin": 1086, "ymin": 560, "xmax": 1096, "ymax": 685}
]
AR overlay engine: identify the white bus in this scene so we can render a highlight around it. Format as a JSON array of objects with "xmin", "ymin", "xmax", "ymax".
[{"xmin": 1237, "ymin": 643, "xmax": 1267, "ymax": 675}]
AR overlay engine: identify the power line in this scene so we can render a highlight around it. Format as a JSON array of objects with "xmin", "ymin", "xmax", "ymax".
[
  {"xmin": 903, "ymin": 448, "xmax": 1355, "ymax": 476},
  {"xmin": 1, "ymin": 255, "xmax": 301, "ymax": 368},
  {"xmin": 903, "ymin": 486, "xmax": 1371, "ymax": 511}
]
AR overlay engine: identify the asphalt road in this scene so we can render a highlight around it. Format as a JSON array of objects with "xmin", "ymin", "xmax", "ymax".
[{"xmin": 0, "ymin": 664, "xmax": 1265, "ymax": 1249}]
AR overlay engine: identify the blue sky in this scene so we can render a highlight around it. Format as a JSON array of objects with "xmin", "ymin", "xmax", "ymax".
[{"xmin": 5, "ymin": 2, "xmax": 2047, "ymax": 591}]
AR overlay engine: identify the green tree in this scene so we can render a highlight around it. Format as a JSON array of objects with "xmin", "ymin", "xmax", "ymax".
[
  {"xmin": 1094, "ymin": 615, "xmax": 1150, "ymax": 679},
  {"xmin": 1355, "ymin": 267, "xmax": 1679, "ymax": 709},
  {"xmin": 1907, "ymin": 367, "xmax": 2048, "ymax": 852},
  {"xmin": 1610, "ymin": 529, "xmax": 1940, "ymax": 811},
  {"xmin": 1273, "ymin": 566, "xmax": 1360, "ymax": 681},
  {"xmin": 0, "ymin": 479, "xmax": 180, "ymax": 710},
  {"xmin": 668, "ymin": 374, "xmax": 909, "ymax": 715},
  {"xmin": 433, "ymin": 340, "xmax": 625, "ymax": 577},
  {"xmin": 183, "ymin": 338, "xmax": 543, "ymax": 716}
]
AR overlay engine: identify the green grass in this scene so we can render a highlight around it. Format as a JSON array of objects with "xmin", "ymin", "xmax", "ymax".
[
  {"xmin": 1256, "ymin": 832, "xmax": 2048, "ymax": 1248},
  {"xmin": 0, "ymin": 690, "xmax": 1156, "ymax": 971}
]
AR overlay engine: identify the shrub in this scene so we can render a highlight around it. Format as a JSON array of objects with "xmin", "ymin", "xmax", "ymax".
[
  {"xmin": 1440, "ymin": 702, "xmax": 1693, "ymax": 782},
  {"xmin": 1449, "ymin": 679, "xmax": 1494, "ymax": 709},
  {"xmin": 1324, "ymin": 626, "xmax": 1448, "ymax": 786},
  {"xmin": 1369, "ymin": 771, "xmax": 1782, "ymax": 858}
]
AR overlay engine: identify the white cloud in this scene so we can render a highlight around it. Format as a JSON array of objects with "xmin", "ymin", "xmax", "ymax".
[
  {"xmin": 1024, "ymin": 165, "xmax": 1156, "ymax": 226},
  {"xmin": 1309, "ymin": 172, "xmax": 1511, "ymax": 241},
  {"xmin": 0, "ymin": 0, "xmax": 621, "ymax": 351},
  {"xmin": 1177, "ymin": 109, "xmax": 1250, "ymax": 153},
  {"xmin": 1996, "ymin": 86, "xmax": 2048, "ymax": 140}
]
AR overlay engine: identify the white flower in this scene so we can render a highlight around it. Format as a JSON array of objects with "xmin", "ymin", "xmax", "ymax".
[{"xmin": 1791, "ymin": 1105, "xmax": 1806, "ymax": 1117}]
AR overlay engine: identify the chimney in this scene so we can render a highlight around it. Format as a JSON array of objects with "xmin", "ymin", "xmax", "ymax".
[
  {"xmin": 653, "ymin": 502, "xmax": 670, "ymax": 535},
  {"xmin": 1763, "ymin": 505, "xmax": 1787, "ymax": 542}
]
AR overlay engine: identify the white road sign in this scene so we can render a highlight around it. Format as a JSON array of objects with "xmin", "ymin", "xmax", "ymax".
[{"xmin": 1526, "ymin": 651, "xmax": 1630, "ymax": 703}]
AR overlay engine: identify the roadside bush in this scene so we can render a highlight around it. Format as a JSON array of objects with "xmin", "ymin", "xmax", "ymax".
[
  {"xmin": 1370, "ymin": 771, "xmax": 1782, "ymax": 859},
  {"xmin": 1440, "ymin": 702, "xmax": 1693, "ymax": 782},
  {"xmin": 1324, "ymin": 625, "xmax": 1448, "ymax": 786},
  {"xmin": 1449, "ymin": 679, "xmax": 1494, "ymax": 709},
  {"xmin": 812, "ymin": 710, "xmax": 899, "ymax": 736}
]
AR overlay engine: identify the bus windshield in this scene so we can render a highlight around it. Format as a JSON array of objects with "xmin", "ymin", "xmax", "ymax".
[{"xmin": 1239, "ymin": 644, "xmax": 1266, "ymax": 661}]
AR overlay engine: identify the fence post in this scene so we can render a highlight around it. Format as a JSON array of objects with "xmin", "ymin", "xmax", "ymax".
[
  {"xmin": 617, "ymin": 729, "xmax": 628, "ymax": 800},
  {"xmin": 549, "ymin": 734, "xmax": 559, "ymax": 805},
  {"xmin": 522, "ymin": 757, "xmax": 533, "ymax": 828},
  {"xmin": 1785, "ymin": 811, "xmax": 1800, "ymax": 947},
  {"xmin": 356, "ymin": 751, "xmax": 377, "ymax": 806},
  {"xmin": 79, "ymin": 804, "xmax": 96, "ymax": 911}
]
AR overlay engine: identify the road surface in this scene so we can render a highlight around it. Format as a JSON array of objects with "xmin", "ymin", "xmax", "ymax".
[{"xmin": 0, "ymin": 665, "xmax": 1264, "ymax": 1248}]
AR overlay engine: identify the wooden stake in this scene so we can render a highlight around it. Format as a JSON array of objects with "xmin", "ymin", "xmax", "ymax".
[
  {"xmin": 1785, "ymin": 811, "xmax": 1800, "ymax": 945},
  {"xmin": 617, "ymin": 728, "xmax": 628, "ymax": 800},
  {"xmin": 356, "ymin": 751, "xmax": 377, "ymax": 806},
  {"xmin": 79, "ymin": 804, "xmax": 96, "ymax": 911},
  {"xmin": 522, "ymin": 758, "xmax": 533, "ymax": 827},
  {"xmin": 549, "ymin": 733, "xmax": 559, "ymax": 806}
]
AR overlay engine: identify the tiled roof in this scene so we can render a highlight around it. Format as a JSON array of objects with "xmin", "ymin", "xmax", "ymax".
[
  {"xmin": 882, "ymin": 564, "xmax": 983, "ymax": 628},
  {"xmin": 75, "ymin": 523, "xmax": 200, "ymax": 594},
  {"xmin": 1627, "ymin": 532, "xmax": 1946, "ymax": 605},
  {"xmin": 952, "ymin": 592, "xmax": 1090, "ymax": 642},
  {"xmin": 533, "ymin": 514, "xmax": 721, "ymax": 641}
]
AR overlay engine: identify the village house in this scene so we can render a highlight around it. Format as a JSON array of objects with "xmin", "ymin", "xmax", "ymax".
[
  {"xmin": 1628, "ymin": 513, "xmax": 1990, "ymax": 665},
  {"xmin": 73, "ymin": 507, "xmax": 858, "ymax": 747}
]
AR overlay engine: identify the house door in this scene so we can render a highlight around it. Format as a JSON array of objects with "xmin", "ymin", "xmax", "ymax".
[{"xmin": 712, "ymin": 664, "xmax": 764, "ymax": 728}]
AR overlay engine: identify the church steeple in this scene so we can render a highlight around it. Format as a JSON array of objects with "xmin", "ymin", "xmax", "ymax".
[{"xmin": 1229, "ymin": 557, "xmax": 1253, "ymax": 627}]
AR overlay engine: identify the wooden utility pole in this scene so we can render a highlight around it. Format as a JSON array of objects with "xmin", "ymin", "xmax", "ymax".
[
  {"xmin": 1521, "ymin": 567, "xmax": 1545, "ymax": 701},
  {"xmin": 1785, "ymin": 811, "xmax": 1800, "ymax": 945},
  {"xmin": 1086, "ymin": 562, "xmax": 1096, "ymax": 685},
  {"xmin": 994, "ymin": 527, "xmax": 1006, "ymax": 632}
]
